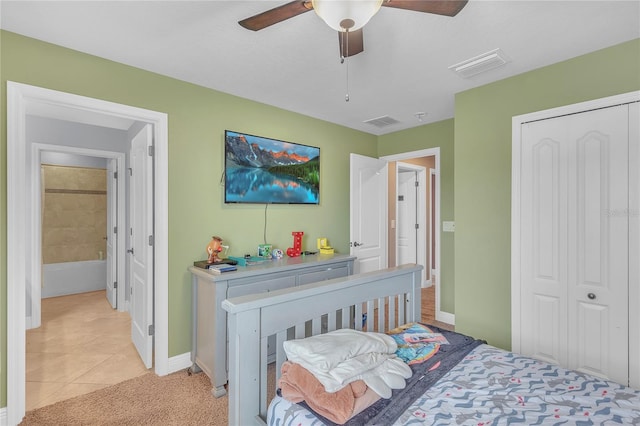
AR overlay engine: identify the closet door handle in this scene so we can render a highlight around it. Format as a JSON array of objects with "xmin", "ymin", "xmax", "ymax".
[{"xmin": 587, "ymin": 293, "xmax": 596, "ymax": 300}]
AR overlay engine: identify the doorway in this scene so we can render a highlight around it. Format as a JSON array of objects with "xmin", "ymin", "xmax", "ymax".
[
  {"xmin": 395, "ymin": 162, "xmax": 427, "ymax": 285},
  {"xmin": 7, "ymin": 81, "xmax": 170, "ymax": 425},
  {"xmin": 36, "ymin": 147, "xmax": 128, "ymax": 312},
  {"xmin": 350, "ymin": 148, "xmax": 443, "ymax": 321}
]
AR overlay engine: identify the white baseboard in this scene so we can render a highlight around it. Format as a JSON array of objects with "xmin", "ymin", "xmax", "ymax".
[
  {"xmin": 0, "ymin": 406, "xmax": 7, "ymax": 426},
  {"xmin": 165, "ymin": 352, "xmax": 193, "ymax": 375},
  {"xmin": 421, "ymin": 279, "xmax": 432, "ymax": 288},
  {"xmin": 436, "ymin": 310, "xmax": 455, "ymax": 325}
]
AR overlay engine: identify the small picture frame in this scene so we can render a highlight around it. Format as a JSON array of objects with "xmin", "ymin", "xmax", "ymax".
[{"xmin": 258, "ymin": 244, "xmax": 272, "ymax": 258}]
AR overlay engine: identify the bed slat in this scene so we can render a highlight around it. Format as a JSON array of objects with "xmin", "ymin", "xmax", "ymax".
[
  {"xmin": 389, "ymin": 294, "xmax": 397, "ymax": 329},
  {"xmin": 355, "ymin": 303, "xmax": 363, "ymax": 331}
]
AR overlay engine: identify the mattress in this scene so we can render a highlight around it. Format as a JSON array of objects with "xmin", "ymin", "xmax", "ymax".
[{"xmin": 268, "ymin": 343, "xmax": 640, "ymax": 425}]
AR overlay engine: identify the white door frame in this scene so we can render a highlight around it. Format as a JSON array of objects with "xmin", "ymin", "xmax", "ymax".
[
  {"xmin": 32, "ymin": 144, "xmax": 127, "ymax": 319},
  {"xmin": 381, "ymin": 148, "xmax": 442, "ymax": 319},
  {"xmin": 511, "ymin": 91, "xmax": 640, "ymax": 356},
  {"xmin": 430, "ymin": 168, "xmax": 437, "ymax": 279},
  {"xmin": 7, "ymin": 81, "xmax": 170, "ymax": 425},
  {"xmin": 395, "ymin": 162, "xmax": 427, "ymax": 286}
]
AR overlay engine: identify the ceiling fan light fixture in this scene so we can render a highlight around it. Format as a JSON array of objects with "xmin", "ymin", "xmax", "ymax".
[{"xmin": 312, "ymin": 0, "xmax": 383, "ymax": 32}]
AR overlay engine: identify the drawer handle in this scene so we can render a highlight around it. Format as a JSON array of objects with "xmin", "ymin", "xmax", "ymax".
[{"xmin": 587, "ymin": 293, "xmax": 596, "ymax": 300}]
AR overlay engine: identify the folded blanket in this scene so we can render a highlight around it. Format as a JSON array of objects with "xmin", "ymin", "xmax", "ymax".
[
  {"xmin": 283, "ymin": 329, "xmax": 412, "ymax": 396},
  {"xmin": 279, "ymin": 361, "xmax": 381, "ymax": 424},
  {"xmin": 283, "ymin": 329, "xmax": 397, "ymax": 371}
]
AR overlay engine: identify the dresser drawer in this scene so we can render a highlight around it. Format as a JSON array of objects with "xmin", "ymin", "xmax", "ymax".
[
  {"xmin": 298, "ymin": 264, "xmax": 349, "ymax": 285},
  {"xmin": 227, "ymin": 275, "xmax": 296, "ymax": 298}
]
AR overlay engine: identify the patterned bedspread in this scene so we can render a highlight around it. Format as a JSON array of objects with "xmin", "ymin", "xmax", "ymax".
[{"xmin": 268, "ymin": 344, "xmax": 640, "ymax": 425}]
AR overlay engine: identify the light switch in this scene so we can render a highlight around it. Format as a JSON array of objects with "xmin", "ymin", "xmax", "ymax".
[
  {"xmin": 391, "ymin": 219, "xmax": 396, "ymax": 229},
  {"xmin": 442, "ymin": 221, "xmax": 455, "ymax": 232}
]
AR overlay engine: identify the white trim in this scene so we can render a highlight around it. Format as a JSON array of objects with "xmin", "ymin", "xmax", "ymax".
[
  {"xmin": 430, "ymin": 168, "xmax": 438, "ymax": 278},
  {"xmin": 437, "ymin": 311, "xmax": 455, "ymax": 326},
  {"xmin": 511, "ymin": 90, "xmax": 640, "ymax": 354},
  {"xmin": 381, "ymin": 148, "xmax": 442, "ymax": 322},
  {"xmin": 167, "ymin": 352, "xmax": 194, "ymax": 373},
  {"xmin": 7, "ymin": 81, "xmax": 171, "ymax": 425}
]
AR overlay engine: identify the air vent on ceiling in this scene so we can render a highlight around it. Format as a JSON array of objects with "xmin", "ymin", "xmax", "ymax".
[
  {"xmin": 449, "ymin": 48, "xmax": 510, "ymax": 78},
  {"xmin": 363, "ymin": 115, "xmax": 401, "ymax": 128}
]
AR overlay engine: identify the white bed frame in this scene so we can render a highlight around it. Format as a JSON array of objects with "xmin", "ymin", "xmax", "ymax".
[{"xmin": 222, "ymin": 263, "xmax": 423, "ymax": 425}]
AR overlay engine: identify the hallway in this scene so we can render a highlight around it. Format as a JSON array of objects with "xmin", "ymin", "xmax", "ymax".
[{"xmin": 26, "ymin": 291, "xmax": 148, "ymax": 410}]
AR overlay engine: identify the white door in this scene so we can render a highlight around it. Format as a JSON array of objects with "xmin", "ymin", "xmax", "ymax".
[
  {"xmin": 397, "ymin": 168, "xmax": 418, "ymax": 265},
  {"xmin": 629, "ymin": 101, "xmax": 640, "ymax": 390},
  {"xmin": 129, "ymin": 124, "xmax": 154, "ymax": 368},
  {"xmin": 350, "ymin": 153, "xmax": 388, "ymax": 274},
  {"xmin": 520, "ymin": 104, "xmax": 629, "ymax": 384},
  {"xmin": 105, "ymin": 159, "xmax": 117, "ymax": 308}
]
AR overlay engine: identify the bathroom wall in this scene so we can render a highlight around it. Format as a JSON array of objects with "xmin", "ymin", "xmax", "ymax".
[{"xmin": 41, "ymin": 164, "xmax": 108, "ymax": 263}]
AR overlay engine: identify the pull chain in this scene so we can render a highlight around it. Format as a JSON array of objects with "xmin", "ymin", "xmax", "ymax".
[{"xmin": 345, "ymin": 29, "xmax": 350, "ymax": 102}]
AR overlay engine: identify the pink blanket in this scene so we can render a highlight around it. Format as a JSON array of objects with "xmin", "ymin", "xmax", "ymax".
[{"xmin": 279, "ymin": 361, "xmax": 381, "ymax": 424}]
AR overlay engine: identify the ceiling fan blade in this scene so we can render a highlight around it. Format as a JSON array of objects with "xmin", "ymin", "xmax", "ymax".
[
  {"xmin": 338, "ymin": 29, "xmax": 364, "ymax": 58},
  {"xmin": 382, "ymin": 0, "xmax": 468, "ymax": 17},
  {"xmin": 239, "ymin": 1, "xmax": 313, "ymax": 31}
]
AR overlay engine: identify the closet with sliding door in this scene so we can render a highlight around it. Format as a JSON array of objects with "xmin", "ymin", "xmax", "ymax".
[{"xmin": 511, "ymin": 91, "xmax": 639, "ymax": 389}]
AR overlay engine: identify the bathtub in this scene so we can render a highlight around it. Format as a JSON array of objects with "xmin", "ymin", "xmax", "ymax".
[{"xmin": 42, "ymin": 259, "xmax": 107, "ymax": 298}]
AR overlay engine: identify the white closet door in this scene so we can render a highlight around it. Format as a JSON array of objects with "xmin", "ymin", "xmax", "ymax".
[
  {"xmin": 520, "ymin": 104, "xmax": 629, "ymax": 385},
  {"xmin": 629, "ymin": 101, "xmax": 640, "ymax": 389}
]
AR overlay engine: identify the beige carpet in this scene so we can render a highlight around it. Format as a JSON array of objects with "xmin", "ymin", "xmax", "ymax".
[{"xmin": 21, "ymin": 370, "xmax": 227, "ymax": 426}]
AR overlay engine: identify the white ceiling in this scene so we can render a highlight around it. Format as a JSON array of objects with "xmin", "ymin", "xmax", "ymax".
[{"xmin": 2, "ymin": 0, "xmax": 639, "ymax": 135}]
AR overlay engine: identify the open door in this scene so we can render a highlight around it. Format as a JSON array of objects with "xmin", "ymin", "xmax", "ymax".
[
  {"xmin": 396, "ymin": 162, "xmax": 427, "ymax": 285},
  {"xmin": 129, "ymin": 124, "xmax": 154, "ymax": 368},
  {"xmin": 349, "ymin": 153, "xmax": 388, "ymax": 274},
  {"xmin": 105, "ymin": 159, "xmax": 117, "ymax": 308}
]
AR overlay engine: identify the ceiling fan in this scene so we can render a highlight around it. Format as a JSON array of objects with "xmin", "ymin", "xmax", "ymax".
[{"xmin": 239, "ymin": 0, "xmax": 468, "ymax": 58}]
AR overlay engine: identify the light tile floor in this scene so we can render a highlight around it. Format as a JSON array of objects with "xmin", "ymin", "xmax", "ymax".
[{"xmin": 26, "ymin": 290, "xmax": 149, "ymax": 411}]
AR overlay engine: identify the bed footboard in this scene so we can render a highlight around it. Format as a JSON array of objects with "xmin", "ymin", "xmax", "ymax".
[{"xmin": 222, "ymin": 264, "xmax": 423, "ymax": 426}]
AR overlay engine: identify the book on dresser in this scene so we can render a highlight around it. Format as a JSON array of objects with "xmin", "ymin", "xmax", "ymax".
[{"xmin": 208, "ymin": 264, "xmax": 237, "ymax": 274}]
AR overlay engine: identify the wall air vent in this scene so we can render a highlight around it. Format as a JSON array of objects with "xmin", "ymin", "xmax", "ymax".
[
  {"xmin": 449, "ymin": 48, "xmax": 510, "ymax": 78},
  {"xmin": 363, "ymin": 115, "xmax": 401, "ymax": 128}
]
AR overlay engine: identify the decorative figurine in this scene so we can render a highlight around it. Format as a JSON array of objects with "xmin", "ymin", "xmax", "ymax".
[
  {"xmin": 206, "ymin": 236, "xmax": 224, "ymax": 264},
  {"xmin": 317, "ymin": 237, "xmax": 335, "ymax": 254},
  {"xmin": 286, "ymin": 231, "xmax": 304, "ymax": 257},
  {"xmin": 258, "ymin": 244, "xmax": 272, "ymax": 258}
]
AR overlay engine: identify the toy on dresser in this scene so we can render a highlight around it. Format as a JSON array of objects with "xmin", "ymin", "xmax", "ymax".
[
  {"xmin": 286, "ymin": 231, "xmax": 304, "ymax": 257},
  {"xmin": 206, "ymin": 236, "xmax": 224, "ymax": 264}
]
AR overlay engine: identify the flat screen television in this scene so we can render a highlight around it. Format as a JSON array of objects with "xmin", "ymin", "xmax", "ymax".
[{"xmin": 224, "ymin": 130, "xmax": 320, "ymax": 204}]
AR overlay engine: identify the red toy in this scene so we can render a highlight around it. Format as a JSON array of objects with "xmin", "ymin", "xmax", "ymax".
[{"xmin": 286, "ymin": 231, "xmax": 304, "ymax": 257}]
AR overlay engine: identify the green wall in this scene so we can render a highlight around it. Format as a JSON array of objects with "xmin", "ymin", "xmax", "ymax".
[
  {"xmin": 0, "ymin": 30, "xmax": 377, "ymax": 406},
  {"xmin": 378, "ymin": 119, "xmax": 455, "ymax": 314},
  {"xmin": 453, "ymin": 38, "xmax": 640, "ymax": 350}
]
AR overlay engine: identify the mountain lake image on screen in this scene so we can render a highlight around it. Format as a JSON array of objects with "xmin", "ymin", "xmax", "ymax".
[{"xmin": 224, "ymin": 130, "xmax": 320, "ymax": 204}]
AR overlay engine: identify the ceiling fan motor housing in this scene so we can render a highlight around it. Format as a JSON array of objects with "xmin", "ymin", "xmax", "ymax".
[{"xmin": 311, "ymin": 0, "xmax": 383, "ymax": 32}]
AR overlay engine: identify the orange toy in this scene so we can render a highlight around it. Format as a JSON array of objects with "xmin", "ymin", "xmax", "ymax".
[
  {"xmin": 286, "ymin": 231, "xmax": 304, "ymax": 257},
  {"xmin": 206, "ymin": 236, "xmax": 224, "ymax": 264}
]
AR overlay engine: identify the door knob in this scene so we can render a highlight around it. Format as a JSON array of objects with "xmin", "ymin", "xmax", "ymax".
[
  {"xmin": 587, "ymin": 293, "xmax": 596, "ymax": 300},
  {"xmin": 351, "ymin": 241, "xmax": 363, "ymax": 247}
]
